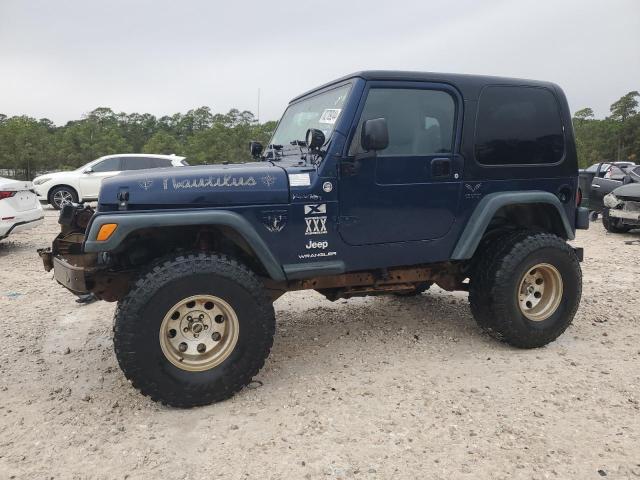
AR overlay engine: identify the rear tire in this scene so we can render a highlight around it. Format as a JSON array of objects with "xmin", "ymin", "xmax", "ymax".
[
  {"xmin": 602, "ymin": 208, "xmax": 631, "ymax": 233},
  {"xmin": 469, "ymin": 232, "xmax": 581, "ymax": 349},
  {"xmin": 113, "ymin": 253, "xmax": 275, "ymax": 407},
  {"xmin": 49, "ymin": 186, "xmax": 78, "ymax": 209}
]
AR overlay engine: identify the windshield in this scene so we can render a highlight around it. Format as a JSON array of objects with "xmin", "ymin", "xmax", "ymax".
[{"xmin": 269, "ymin": 84, "xmax": 351, "ymax": 150}]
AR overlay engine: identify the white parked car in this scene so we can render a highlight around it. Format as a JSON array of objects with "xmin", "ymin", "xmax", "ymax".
[
  {"xmin": 33, "ymin": 154, "xmax": 188, "ymax": 209},
  {"xmin": 0, "ymin": 177, "xmax": 44, "ymax": 241}
]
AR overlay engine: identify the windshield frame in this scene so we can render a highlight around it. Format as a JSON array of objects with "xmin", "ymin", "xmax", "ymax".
[{"xmin": 267, "ymin": 80, "xmax": 354, "ymax": 157}]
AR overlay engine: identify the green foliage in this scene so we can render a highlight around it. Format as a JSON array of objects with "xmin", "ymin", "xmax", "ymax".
[
  {"xmin": 0, "ymin": 106, "xmax": 276, "ymax": 179},
  {"xmin": 3, "ymin": 90, "xmax": 638, "ymax": 178},
  {"xmin": 573, "ymin": 91, "xmax": 640, "ymax": 167}
]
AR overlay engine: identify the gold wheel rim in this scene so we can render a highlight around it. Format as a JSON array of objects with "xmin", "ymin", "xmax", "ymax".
[
  {"xmin": 517, "ymin": 263, "xmax": 563, "ymax": 322},
  {"xmin": 159, "ymin": 295, "xmax": 239, "ymax": 372}
]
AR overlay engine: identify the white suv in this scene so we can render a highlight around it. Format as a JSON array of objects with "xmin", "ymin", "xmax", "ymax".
[{"xmin": 33, "ymin": 154, "xmax": 187, "ymax": 209}]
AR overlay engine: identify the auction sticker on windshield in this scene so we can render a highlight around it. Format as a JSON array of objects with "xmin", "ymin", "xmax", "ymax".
[{"xmin": 319, "ymin": 109, "xmax": 341, "ymax": 125}]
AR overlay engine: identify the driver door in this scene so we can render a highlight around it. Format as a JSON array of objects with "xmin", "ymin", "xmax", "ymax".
[
  {"xmin": 338, "ymin": 83, "xmax": 462, "ymax": 245},
  {"xmin": 79, "ymin": 157, "xmax": 122, "ymax": 199}
]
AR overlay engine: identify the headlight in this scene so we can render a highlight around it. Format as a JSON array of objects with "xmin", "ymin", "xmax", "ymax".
[
  {"xmin": 603, "ymin": 193, "xmax": 622, "ymax": 209},
  {"xmin": 33, "ymin": 177, "xmax": 51, "ymax": 185}
]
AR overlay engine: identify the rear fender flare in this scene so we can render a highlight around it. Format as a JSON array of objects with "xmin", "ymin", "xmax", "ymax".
[{"xmin": 451, "ymin": 191, "xmax": 574, "ymax": 260}]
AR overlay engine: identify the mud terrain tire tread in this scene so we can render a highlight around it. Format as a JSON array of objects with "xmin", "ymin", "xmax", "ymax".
[
  {"xmin": 113, "ymin": 252, "xmax": 275, "ymax": 408},
  {"xmin": 469, "ymin": 229, "xmax": 532, "ymax": 330},
  {"xmin": 469, "ymin": 232, "xmax": 582, "ymax": 349}
]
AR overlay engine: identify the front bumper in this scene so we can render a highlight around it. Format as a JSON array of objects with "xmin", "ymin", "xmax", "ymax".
[
  {"xmin": 609, "ymin": 208, "xmax": 640, "ymax": 222},
  {"xmin": 38, "ymin": 248, "xmax": 96, "ymax": 295},
  {"xmin": 53, "ymin": 255, "xmax": 90, "ymax": 293},
  {"xmin": 33, "ymin": 184, "xmax": 49, "ymax": 202}
]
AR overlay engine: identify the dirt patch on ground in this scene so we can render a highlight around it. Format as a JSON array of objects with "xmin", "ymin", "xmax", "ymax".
[{"xmin": 0, "ymin": 208, "xmax": 639, "ymax": 479}]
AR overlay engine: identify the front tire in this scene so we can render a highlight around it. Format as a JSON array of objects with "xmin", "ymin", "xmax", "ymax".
[
  {"xmin": 113, "ymin": 253, "xmax": 275, "ymax": 407},
  {"xmin": 469, "ymin": 232, "xmax": 581, "ymax": 349},
  {"xmin": 49, "ymin": 186, "xmax": 78, "ymax": 209}
]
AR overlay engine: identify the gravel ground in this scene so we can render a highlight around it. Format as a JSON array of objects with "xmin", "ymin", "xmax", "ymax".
[{"xmin": 0, "ymin": 208, "xmax": 639, "ymax": 480}]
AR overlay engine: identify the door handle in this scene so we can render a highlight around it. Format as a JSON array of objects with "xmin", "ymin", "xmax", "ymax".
[
  {"xmin": 340, "ymin": 159, "xmax": 358, "ymax": 177},
  {"xmin": 591, "ymin": 184, "xmax": 601, "ymax": 188},
  {"xmin": 431, "ymin": 158, "xmax": 451, "ymax": 178}
]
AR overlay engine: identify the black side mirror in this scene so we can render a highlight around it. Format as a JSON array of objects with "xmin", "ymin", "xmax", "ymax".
[
  {"xmin": 249, "ymin": 141, "xmax": 263, "ymax": 158},
  {"xmin": 305, "ymin": 128, "xmax": 325, "ymax": 150},
  {"xmin": 361, "ymin": 118, "xmax": 389, "ymax": 152}
]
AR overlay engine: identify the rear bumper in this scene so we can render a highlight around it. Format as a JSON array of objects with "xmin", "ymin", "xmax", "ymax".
[{"xmin": 0, "ymin": 213, "xmax": 44, "ymax": 239}]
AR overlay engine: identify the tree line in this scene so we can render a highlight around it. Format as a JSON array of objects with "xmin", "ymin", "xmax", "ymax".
[
  {"xmin": 0, "ymin": 106, "xmax": 277, "ymax": 179},
  {"xmin": 0, "ymin": 90, "xmax": 638, "ymax": 180},
  {"xmin": 572, "ymin": 90, "xmax": 639, "ymax": 166}
]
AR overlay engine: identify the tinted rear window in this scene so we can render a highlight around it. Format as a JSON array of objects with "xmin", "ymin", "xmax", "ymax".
[{"xmin": 475, "ymin": 86, "xmax": 564, "ymax": 166}]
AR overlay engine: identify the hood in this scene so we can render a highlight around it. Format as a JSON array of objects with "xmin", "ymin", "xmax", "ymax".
[
  {"xmin": 33, "ymin": 170, "xmax": 77, "ymax": 183},
  {"xmin": 613, "ymin": 182, "xmax": 640, "ymax": 200},
  {"xmin": 98, "ymin": 163, "xmax": 288, "ymax": 210},
  {"xmin": 0, "ymin": 177, "xmax": 33, "ymax": 191}
]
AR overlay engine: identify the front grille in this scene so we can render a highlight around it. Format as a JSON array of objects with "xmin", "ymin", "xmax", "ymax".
[{"xmin": 623, "ymin": 200, "xmax": 640, "ymax": 212}]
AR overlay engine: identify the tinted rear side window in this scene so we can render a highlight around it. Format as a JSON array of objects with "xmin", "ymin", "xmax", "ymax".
[
  {"xmin": 122, "ymin": 157, "xmax": 172, "ymax": 170},
  {"xmin": 475, "ymin": 86, "xmax": 564, "ymax": 165},
  {"xmin": 122, "ymin": 157, "xmax": 151, "ymax": 170},
  {"xmin": 150, "ymin": 158, "xmax": 172, "ymax": 168}
]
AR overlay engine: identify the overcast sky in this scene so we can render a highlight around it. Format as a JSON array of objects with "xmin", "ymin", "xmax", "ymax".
[{"xmin": 1, "ymin": 0, "xmax": 638, "ymax": 125}]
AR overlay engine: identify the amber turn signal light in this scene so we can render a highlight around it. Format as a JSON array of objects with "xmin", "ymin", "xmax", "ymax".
[{"xmin": 96, "ymin": 223, "xmax": 118, "ymax": 241}]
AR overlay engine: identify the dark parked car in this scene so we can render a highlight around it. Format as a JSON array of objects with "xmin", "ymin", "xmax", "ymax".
[
  {"xmin": 602, "ymin": 165, "xmax": 640, "ymax": 233},
  {"xmin": 578, "ymin": 161, "xmax": 635, "ymax": 213},
  {"xmin": 588, "ymin": 163, "xmax": 636, "ymax": 215},
  {"xmin": 39, "ymin": 71, "xmax": 589, "ymax": 407}
]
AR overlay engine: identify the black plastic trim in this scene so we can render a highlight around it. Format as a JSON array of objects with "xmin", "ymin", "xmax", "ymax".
[
  {"xmin": 451, "ymin": 191, "xmax": 574, "ymax": 260},
  {"xmin": 83, "ymin": 210, "xmax": 286, "ymax": 281}
]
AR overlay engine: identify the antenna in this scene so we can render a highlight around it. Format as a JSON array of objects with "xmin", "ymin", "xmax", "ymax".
[{"xmin": 257, "ymin": 88, "xmax": 261, "ymax": 124}]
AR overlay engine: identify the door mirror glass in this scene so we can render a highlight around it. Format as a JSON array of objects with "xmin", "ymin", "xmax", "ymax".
[{"xmin": 361, "ymin": 118, "xmax": 389, "ymax": 151}]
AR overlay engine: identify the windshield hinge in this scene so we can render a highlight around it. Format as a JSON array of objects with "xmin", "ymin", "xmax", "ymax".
[{"xmin": 117, "ymin": 188, "xmax": 129, "ymax": 211}]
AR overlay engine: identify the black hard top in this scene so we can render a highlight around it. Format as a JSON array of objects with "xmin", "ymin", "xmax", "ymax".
[{"xmin": 290, "ymin": 70, "xmax": 560, "ymax": 103}]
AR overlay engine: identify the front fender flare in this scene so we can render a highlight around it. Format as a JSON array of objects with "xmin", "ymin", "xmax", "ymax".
[
  {"xmin": 83, "ymin": 210, "xmax": 285, "ymax": 281},
  {"xmin": 451, "ymin": 191, "xmax": 574, "ymax": 260}
]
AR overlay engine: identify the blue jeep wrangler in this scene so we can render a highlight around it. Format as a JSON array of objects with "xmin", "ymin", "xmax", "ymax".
[{"xmin": 40, "ymin": 71, "xmax": 589, "ymax": 407}]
